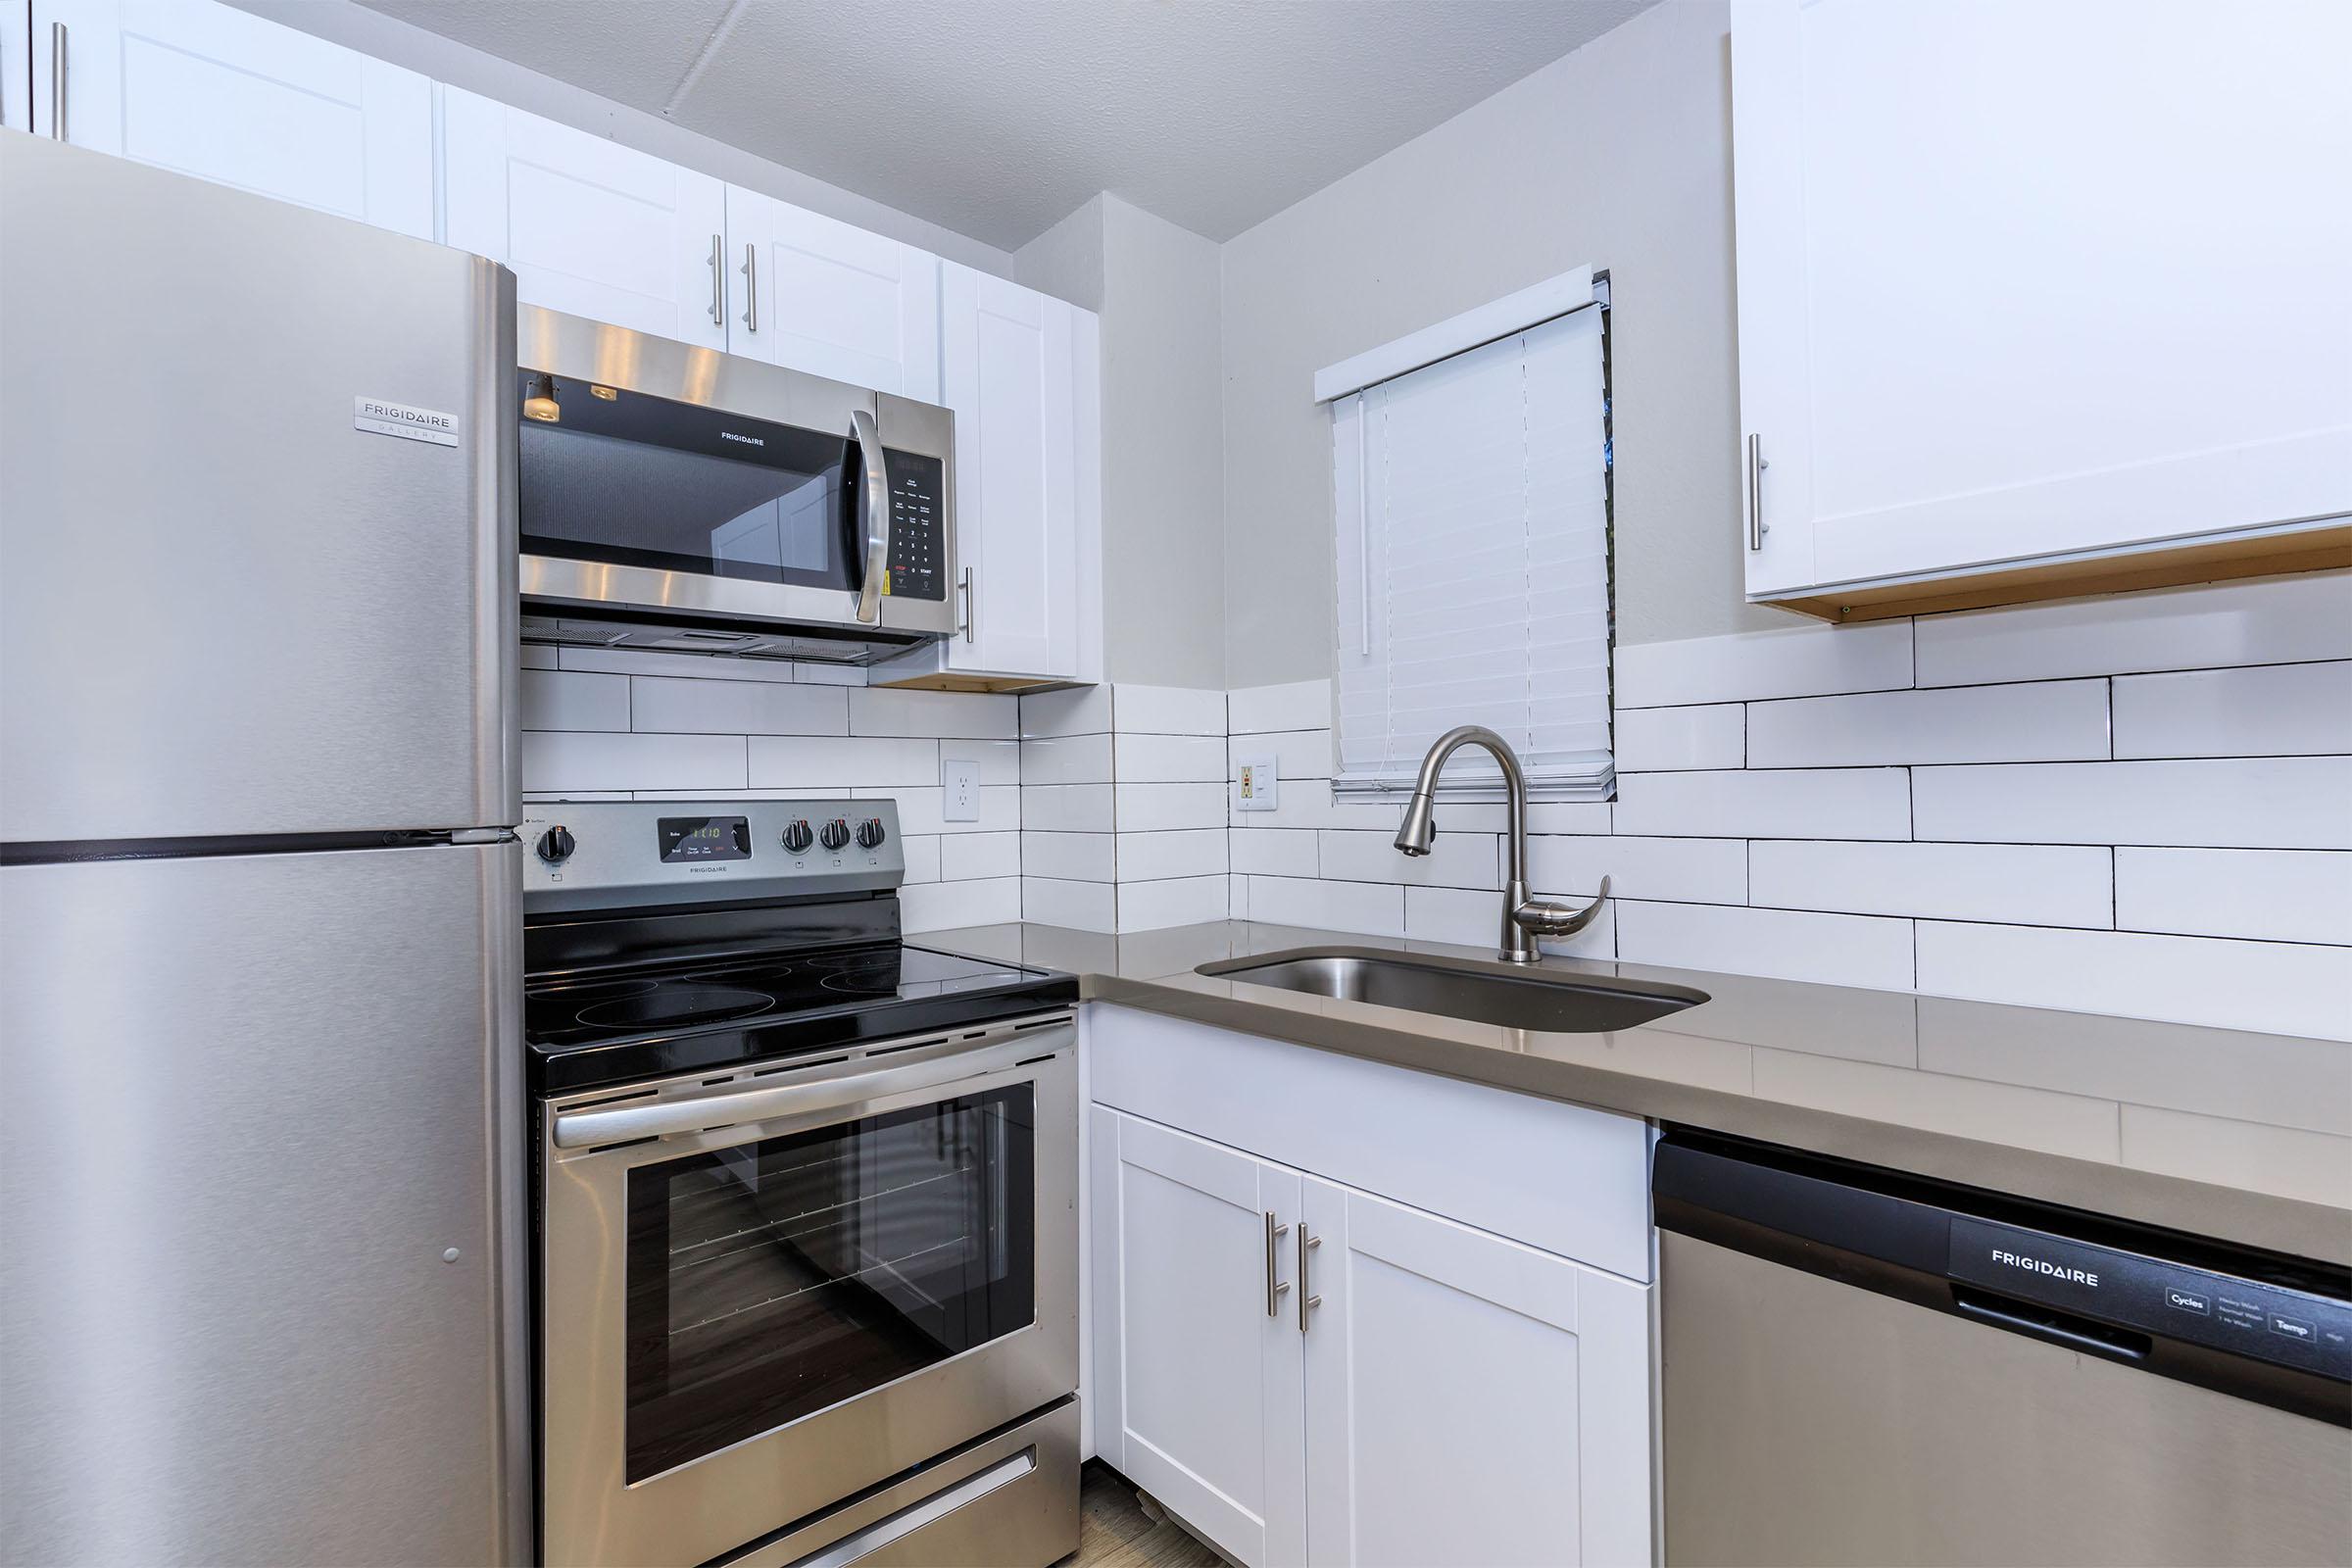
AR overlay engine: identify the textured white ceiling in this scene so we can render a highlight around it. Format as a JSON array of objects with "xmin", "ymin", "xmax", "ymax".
[{"xmin": 354, "ymin": 0, "xmax": 1655, "ymax": 247}]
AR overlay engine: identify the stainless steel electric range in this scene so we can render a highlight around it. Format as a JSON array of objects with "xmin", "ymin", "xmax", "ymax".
[{"xmin": 522, "ymin": 799, "xmax": 1079, "ymax": 1568}]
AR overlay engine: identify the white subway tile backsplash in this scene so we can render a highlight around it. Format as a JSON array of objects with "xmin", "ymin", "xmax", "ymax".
[
  {"xmin": 1112, "ymin": 685, "xmax": 1226, "ymax": 736},
  {"xmin": 1229, "ymin": 827, "xmax": 1320, "ymax": 877},
  {"xmin": 1118, "ymin": 875, "xmax": 1229, "ymax": 932},
  {"xmin": 748, "ymin": 736, "xmax": 936, "ymax": 788},
  {"xmin": 1113, "ymin": 732, "xmax": 1226, "ymax": 783},
  {"xmin": 521, "ymin": 668, "xmax": 630, "ymax": 732},
  {"xmin": 1914, "ymin": 759, "xmax": 2352, "ymax": 850},
  {"xmin": 1018, "ymin": 684, "xmax": 1113, "ymax": 739},
  {"xmin": 2111, "ymin": 661, "xmax": 2352, "ymax": 760},
  {"xmin": 1020, "ymin": 733, "xmax": 1114, "ymax": 785},
  {"xmin": 1614, "ymin": 768, "xmax": 1911, "ymax": 841},
  {"xmin": 1228, "ymin": 679, "xmax": 1332, "ymax": 735},
  {"xmin": 941, "ymin": 831, "xmax": 1022, "ymax": 881},
  {"xmin": 1116, "ymin": 828, "xmax": 1229, "ymax": 883},
  {"xmin": 633, "ymin": 677, "xmax": 849, "ymax": 737},
  {"xmin": 851, "ymin": 687, "xmax": 1016, "ymax": 740},
  {"xmin": 1914, "ymin": 571, "xmax": 2352, "ymax": 687},
  {"xmin": 1243, "ymin": 728, "xmax": 1339, "ymax": 779},
  {"xmin": 1526, "ymin": 802, "xmax": 1614, "ymax": 836},
  {"xmin": 1916, "ymin": 922, "xmax": 2352, "ymax": 1040},
  {"xmin": 1022, "ymin": 830, "xmax": 1116, "ymax": 883},
  {"xmin": 1318, "ymin": 827, "xmax": 1500, "ymax": 889},
  {"xmin": 864, "ymin": 785, "xmax": 1019, "ymax": 836},
  {"xmin": 1749, "ymin": 840, "xmax": 2112, "ymax": 928},
  {"xmin": 790, "ymin": 662, "xmax": 867, "ymax": 686},
  {"xmin": 1246, "ymin": 875, "xmax": 1404, "ymax": 937},
  {"xmin": 1615, "ymin": 704, "xmax": 1744, "ymax": 771},
  {"xmin": 521, "ymin": 731, "xmax": 746, "ymax": 793},
  {"xmin": 902, "ymin": 876, "xmax": 1021, "ymax": 933},
  {"xmin": 944, "ymin": 742, "xmax": 1024, "ymax": 788},
  {"xmin": 1746, "ymin": 680, "xmax": 2109, "ymax": 767},
  {"xmin": 1021, "ymin": 876, "xmax": 1117, "ymax": 931},
  {"xmin": 1527, "ymin": 835, "xmax": 1747, "ymax": 906},
  {"xmin": 1616, "ymin": 620, "xmax": 1912, "ymax": 709},
  {"xmin": 1616, "ymin": 901, "xmax": 1915, "ymax": 991},
  {"xmin": 1021, "ymin": 783, "xmax": 1114, "ymax": 833},
  {"xmin": 2114, "ymin": 848, "xmax": 2352, "ymax": 946},
  {"xmin": 1115, "ymin": 783, "xmax": 1228, "ymax": 831},
  {"xmin": 900, "ymin": 834, "xmax": 943, "ymax": 885}
]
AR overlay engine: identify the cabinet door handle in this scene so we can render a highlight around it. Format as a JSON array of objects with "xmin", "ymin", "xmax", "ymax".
[
  {"xmin": 50, "ymin": 23, "xmax": 67, "ymax": 141},
  {"xmin": 707, "ymin": 233, "xmax": 724, "ymax": 326},
  {"xmin": 956, "ymin": 566, "xmax": 975, "ymax": 644},
  {"xmin": 1263, "ymin": 1211, "xmax": 1291, "ymax": 1318},
  {"xmin": 740, "ymin": 242, "xmax": 758, "ymax": 333},
  {"xmin": 1298, "ymin": 1224, "xmax": 1322, "ymax": 1333},
  {"xmin": 1745, "ymin": 433, "xmax": 1770, "ymax": 551}
]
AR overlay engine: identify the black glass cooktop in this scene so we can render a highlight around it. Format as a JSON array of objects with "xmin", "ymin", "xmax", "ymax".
[{"xmin": 525, "ymin": 941, "xmax": 1076, "ymax": 1094}]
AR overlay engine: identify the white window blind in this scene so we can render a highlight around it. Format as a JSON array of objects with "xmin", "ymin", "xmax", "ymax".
[{"xmin": 1331, "ymin": 303, "xmax": 1612, "ymax": 802}]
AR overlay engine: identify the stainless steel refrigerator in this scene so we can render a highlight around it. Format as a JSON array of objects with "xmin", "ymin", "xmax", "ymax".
[{"xmin": 0, "ymin": 135, "xmax": 528, "ymax": 1566}]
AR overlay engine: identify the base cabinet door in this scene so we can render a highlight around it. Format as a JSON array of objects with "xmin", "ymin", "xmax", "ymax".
[
  {"xmin": 1091, "ymin": 1108, "xmax": 1306, "ymax": 1568},
  {"xmin": 1300, "ymin": 1178, "xmax": 1655, "ymax": 1568},
  {"xmin": 31, "ymin": 0, "xmax": 432, "ymax": 236},
  {"xmin": 443, "ymin": 87, "xmax": 726, "ymax": 349}
]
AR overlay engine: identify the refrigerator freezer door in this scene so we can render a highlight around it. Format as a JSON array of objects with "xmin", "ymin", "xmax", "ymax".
[
  {"xmin": 0, "ymin": 843, "xmax": 528, "ymax": 1567},
  {"xmin": 0, "ymin": 135, "xmax": 517, "ymax": 844}
]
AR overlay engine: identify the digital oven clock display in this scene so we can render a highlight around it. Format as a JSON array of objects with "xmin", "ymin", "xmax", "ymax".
[{"xmin": 658, "ymin": 815, "xmax": 752, "ymax": 863}]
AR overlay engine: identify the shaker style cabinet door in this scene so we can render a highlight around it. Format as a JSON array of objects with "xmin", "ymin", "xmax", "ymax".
[
  {"xmin": 443, "ymin": 87, "xmax": 726, "ymax": 350},
  {"xmin": 29, "ymin": 0, "xmax": 431, "ymax": 236},
  {"xmin": 1299, "ymin": 1179, "xmax": 1654, "ymax": 1568},
  {"xmin": 1090, "ymin": 1108, "xmax": 1307, "ymax": 1568},
  {"xmin": 1731, "ymin": 0, "xmax": 2352, "ymax": 603},
  {"xmin": 4, "ymin": 0, "xmax": 31, "ymax": 134},
  {"xmin": 939, "ymin": 263, "xmax": 1083, "ymax": 679},
  {"xmin": 726, "ymin": 187, "xmax": 942, "ymax": 401}
]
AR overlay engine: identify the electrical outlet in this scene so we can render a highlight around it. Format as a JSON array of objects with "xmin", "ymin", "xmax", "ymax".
[
  {"xmin": 943, "ymin": 757, "xmax": 981, "ymax": 821},
  {"xmin": 1234, "ymin": 754, "xmax": 1279, "ymax": 811}
]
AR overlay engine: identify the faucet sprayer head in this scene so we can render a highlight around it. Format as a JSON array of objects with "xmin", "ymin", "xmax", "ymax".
[{"xmin": 1394, "ymin": 792, "xmax": 1436, "ymax": 857}]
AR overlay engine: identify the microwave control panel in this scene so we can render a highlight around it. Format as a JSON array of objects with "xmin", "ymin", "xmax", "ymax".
[{"xmin": 883, "ymin": 451, "xmax": 947, "ymax": 601}]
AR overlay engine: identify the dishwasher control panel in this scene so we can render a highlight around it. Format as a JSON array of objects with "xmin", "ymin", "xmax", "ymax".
[{"xmin": 1949, "ymin": 1217, "xmax": 2352, "ymax": 1381}]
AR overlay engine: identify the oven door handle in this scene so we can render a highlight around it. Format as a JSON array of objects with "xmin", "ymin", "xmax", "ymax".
[
  {"xmin": 849, "ymin": 406, "xmax": 890, "ymax": 625},
  {"xmin": 552, "ymin": 1034, "xmax": 1050, "ymax": 1150}
]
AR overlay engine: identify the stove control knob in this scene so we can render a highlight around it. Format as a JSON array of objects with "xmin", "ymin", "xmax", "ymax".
[
  {"xmin": 857, "ymin": 817, "xmax": 887, "ymax": 850},
  {"xmin": 819, "ymin": 818, "xmax": 851, "ymax": 852},
  {"xmin": 535, "ymin": 825, "xmax": 575, "ymax": 864},
  {"xmin": 781, "ymin": 819, "xmax": 813, "ymax": 854}
]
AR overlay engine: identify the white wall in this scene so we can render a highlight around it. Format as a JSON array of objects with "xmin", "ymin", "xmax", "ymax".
[
  {"xmin": 1219, "ymin": 0, "xmax": 1776, "ymax": 688},
  {"xmin": 1020, "ymin": 195, "xmax": 1227, "ymax": 689},
  {"xmin": 230, "ymin": 0, "xmax": 1018, "ymax": 278}
]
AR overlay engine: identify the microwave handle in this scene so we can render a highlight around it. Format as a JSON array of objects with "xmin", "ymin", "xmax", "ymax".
[
  {"xmin": 550, "ymin": 1031, "xmax": 1054, "ymax": 1150},
  {"xmin": 849, "ymin": 407, "xmax": 890, "ymax": 625}
]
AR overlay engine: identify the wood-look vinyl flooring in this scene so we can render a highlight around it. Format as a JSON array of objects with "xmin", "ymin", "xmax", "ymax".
[{"xmin": 1061, "ymin": 1462, "xmax": 1227, "ymax": 1568}]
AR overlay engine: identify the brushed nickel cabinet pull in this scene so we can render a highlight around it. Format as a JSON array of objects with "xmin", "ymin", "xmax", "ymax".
[
  {"xmin": 1745, "ymin": 433, "xmax": 1770, "ymax": 551},
  {"xmin": 957, "ymin": 567, "xmax": 975, "ymax": 644},
  {"xmin": 707, "ymin": 233, "xmax": 724, "ymax": 326},
  {"xmin": 740, "ymin": 242, "xmax": 758, "ymax": 332},
  {"xmin": 1298, "ymin": 1224, "xmax": 1322, "ymax": 1332},
  {"xmin": 1263, "ymin": 1211, "xmax": 1291, "ymax": 1318},
  {"xmin": 50, "ymin": 23, "xmax": 67, "ymax": 140}
]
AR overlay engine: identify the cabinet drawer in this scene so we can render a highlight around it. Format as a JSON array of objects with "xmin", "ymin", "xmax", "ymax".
[{"xmin": 1088, "ymin": 1004, "xmax": 1651, "ymax": 1281}]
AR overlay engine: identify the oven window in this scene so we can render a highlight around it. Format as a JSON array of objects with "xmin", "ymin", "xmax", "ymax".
[
  {"xmin": 623, "ymin": 1085, "xmax": 1036, "ymax": 1483},
  {"xmin": 517, "ymin": 375, "xmax": 860, "ymax": 591}
]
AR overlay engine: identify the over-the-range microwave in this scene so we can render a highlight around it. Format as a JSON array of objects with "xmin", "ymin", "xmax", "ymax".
[{"xmin": 515, "ymin": 307, "xmax": 956, "ymax": 663}]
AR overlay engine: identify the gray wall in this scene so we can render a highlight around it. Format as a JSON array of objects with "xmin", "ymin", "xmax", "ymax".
[
  {"xmin": 1021, "ymin": 196, "xmax": 1228, "ymax": 689},
  {"xmin": 1218, "ymin": 0, "xmax": 1781, "ymax": 689}
]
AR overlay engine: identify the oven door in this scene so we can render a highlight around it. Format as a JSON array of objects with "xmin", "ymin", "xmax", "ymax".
[
  {"xmin": 540, "ymin": 1016, "xmax": 1076, "ymax": 1568},
  {"xmin": 516, "ymin": 307, "xmax": 956, "ymax": 642}
]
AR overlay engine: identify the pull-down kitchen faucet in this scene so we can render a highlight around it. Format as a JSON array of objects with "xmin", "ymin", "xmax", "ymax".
[{"xmin": 1394, "ymin": 725, "xmax": 1609, "ymax": 966}]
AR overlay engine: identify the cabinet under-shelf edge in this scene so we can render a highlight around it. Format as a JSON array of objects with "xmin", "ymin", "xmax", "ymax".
[{"xmin": 1756, "ymin": 521, "xmax": 2352, "ymax": 624}]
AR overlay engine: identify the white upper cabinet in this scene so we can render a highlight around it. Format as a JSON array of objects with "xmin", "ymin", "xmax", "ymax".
[
  {"xmin": 724, "ymin": 188, "xmax": 941, "ymax": 402},
  {"xmin": 5, "ymin": 1, "xmax": 33, "ymax": 135},
  {"xmin": 30, "ymin": 0, "xmax": 432, "ymax": 236},
  {"xmin": 1732, "ymin": 0, "xmax": 2352, "ymax": 615},
  {"xmin": 442, "ymin": 88, "xmax": 726, "ymax": 350}
]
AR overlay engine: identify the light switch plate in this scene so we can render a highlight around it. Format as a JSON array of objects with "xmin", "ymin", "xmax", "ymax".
[
  {"xmin": 1234, "ymin": 754, "xmax": 1279, "ymax": 811},
  {"xmin": 943, "ymin": 757, "xmax": 981, "ymax": 821}
]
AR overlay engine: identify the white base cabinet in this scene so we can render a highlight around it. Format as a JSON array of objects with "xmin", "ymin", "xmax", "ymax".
[{"xmin": 1087, "ymin": 1006, "xmax": 1656, "ymax": 1568}]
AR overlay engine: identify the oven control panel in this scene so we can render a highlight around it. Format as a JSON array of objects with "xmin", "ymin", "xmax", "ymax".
[
  {"xmin": 883, "ymin": 451, "xmax": 947, "ymax": 602},
  {"xmin": 522, "ymin": 798, "xmax": 904, "ymax": 914}
]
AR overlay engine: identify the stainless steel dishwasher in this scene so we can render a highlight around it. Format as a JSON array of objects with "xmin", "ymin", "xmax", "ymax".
[{"xmin": 1655, "ymin": 1132, "xmax": 2352, "ymax": 1567}]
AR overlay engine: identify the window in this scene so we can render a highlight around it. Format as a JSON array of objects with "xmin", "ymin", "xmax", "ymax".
[{"xmin": 1323, "ymin": 274, "xmax": 1612, "ymax": 801}]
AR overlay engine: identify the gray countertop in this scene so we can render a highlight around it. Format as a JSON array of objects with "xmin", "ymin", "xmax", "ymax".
[{"xmin": 921, "ymin": 919, "xmax": 2352, "ymax": 1267}]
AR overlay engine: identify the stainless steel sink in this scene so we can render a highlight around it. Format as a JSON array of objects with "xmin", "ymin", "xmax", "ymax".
[{"xmin": 1197, "ymin": 948, "xmax": 1708, "ymax": 1034}]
